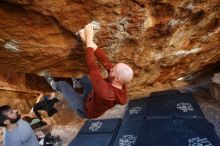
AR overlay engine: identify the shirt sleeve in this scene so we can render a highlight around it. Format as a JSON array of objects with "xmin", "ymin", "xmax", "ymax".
[
  {"xmin": 94, "ymin": 48, "xmax": 114, "ymax": 72},
  {"xmin": 86, "ymin": 47, "xmax": 111, "ymax": 97}
]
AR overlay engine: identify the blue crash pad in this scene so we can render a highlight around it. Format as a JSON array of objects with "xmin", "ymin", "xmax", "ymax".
[{"xmin": 69, "ymin": 119, "xmax": 121, "ymax": 146}]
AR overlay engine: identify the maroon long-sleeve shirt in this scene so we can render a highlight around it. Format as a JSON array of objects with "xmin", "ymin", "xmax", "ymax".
[{"xmin": 84, "ymin": 47, "xmax": 127, "ymax": 119}]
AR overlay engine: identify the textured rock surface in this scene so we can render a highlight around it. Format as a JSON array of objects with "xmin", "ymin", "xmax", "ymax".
[
  {"xmin": 0, "ymin": 72, "xmax": 52, "ymax": 93},
  {"xmin": 0, "ymin": 90, "xmax": 38, "ymax": 113},
  {"xmin": 0, "ymin": 0, "xmax": 219, "ymax": 98}
]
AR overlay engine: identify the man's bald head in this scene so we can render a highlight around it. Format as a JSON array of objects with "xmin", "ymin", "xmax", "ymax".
[{"xmin": 110, "ymin": 63, "xmax": 133, "ymax": 84}]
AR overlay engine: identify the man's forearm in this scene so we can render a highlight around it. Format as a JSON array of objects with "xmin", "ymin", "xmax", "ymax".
[
  {"xmin": 94, "ymin": 48, "xmax": 113, "ymax": 71},
  {"xmin": 86, "ymin": 47, "xmax": 100, "ymax": 74}
]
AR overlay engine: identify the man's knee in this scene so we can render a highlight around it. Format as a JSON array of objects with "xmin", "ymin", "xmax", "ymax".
[
  {"xmin": 80, "ymin": 75, "xmax": 92, "ymax": 85},
  {"xmin": 76, "ymin": 109, "xmax": 86, "ymax": 118},
  {"xmin": 81, "ymin": 75, "xmax": 90, "ymax": 82},
  {"xmin": 57, "ymin": 81, "xmax": 66, "ymax": 86},
  {"xmin": 53, "ymin": 81, "xmax": 68, "ymax": 91}
]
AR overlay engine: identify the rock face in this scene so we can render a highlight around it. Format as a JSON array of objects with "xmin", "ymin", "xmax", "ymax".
[
  {"xmin": 0, "ymin": 90, "xmax": 38, "ymax": 113},
  {"xmin": 0, "ymin": 0, "xmax": 220, "ymax": 97}
]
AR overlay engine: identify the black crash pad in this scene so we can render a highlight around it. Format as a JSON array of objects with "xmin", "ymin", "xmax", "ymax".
[
  {"xmin": 68, "ymin": 133, "xmax": 114, "ymax": 146},
  {"xmin": 113, "ymin": 119, "xmax": 220, "ymax": 146},
  {"xmin": 145, "ymin": 92, "xmax": 204, "ymax": 119},
  {"xmin": 69, "ymin": 119, "xmax": 121, "ymax": 146},
  {"xmin": 112, "ymin": 120, "xmax": 144, "ymax": 146},
  {"xmin": 137, "ymin": 119, "xmax": 220, "ymax": 146},
  {"xmin": 124, "ymin": 90, "xmax": 204, "ymax": 120},
  {"xmin": 123, "ymin": 98, "xmax": 147, "ymax": 121},
  {"xmin": 80, "ymin": 118, "xmax": 121, "ymax": 134}
]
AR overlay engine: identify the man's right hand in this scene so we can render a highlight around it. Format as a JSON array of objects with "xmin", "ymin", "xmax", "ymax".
[
  {"xmin": 84, "ymin": 24, "xmax": 97, "ymax": 51},
  {"xmin": 84, "ymin": 24, "xmax": 94, "ymax": 41}
]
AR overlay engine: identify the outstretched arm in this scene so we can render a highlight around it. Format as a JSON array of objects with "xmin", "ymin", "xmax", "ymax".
[{"xmin": 83, "ymin": 25, "xmax": 111, "ymax": 96}]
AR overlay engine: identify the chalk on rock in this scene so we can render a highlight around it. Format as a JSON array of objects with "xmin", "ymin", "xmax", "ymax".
[
  {"xmin": 88, "ymin": 21, "xmax": 101, "ymax": 30},
  {"xmin": 4, "ymin": 39, "xmax": 21, "ymax": 52},
  {"xmin": 36, "ymin": 70, "xmax": 50, "ymax": 77},
  {"xmin": 75, "ymin": 21, "xmax": 101, "ymax": 36}
]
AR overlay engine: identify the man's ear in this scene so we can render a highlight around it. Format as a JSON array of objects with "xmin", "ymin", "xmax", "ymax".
[
  {"xmin": 116, "ymin": 76, "xmax": 121, "ymax": 82},
  {"xmin": 4, "ymin": 119, "xmax": 10, "ymax": 125}
]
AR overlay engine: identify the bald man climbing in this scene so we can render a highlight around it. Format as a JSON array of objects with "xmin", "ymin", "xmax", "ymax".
[{"xmin": 43, "ymin": 24, "xmax": 133, "ymax": 119}]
